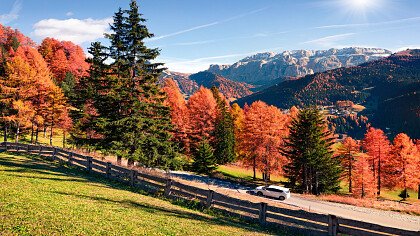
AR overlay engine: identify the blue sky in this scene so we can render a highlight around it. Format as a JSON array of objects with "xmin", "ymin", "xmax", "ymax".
[{"xmin": 1, "ymin": 0, "xmax": 420, "ymax": 73}]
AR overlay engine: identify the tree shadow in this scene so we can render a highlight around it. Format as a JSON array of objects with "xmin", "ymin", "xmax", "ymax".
[{"xmin": 0, "ymin": 152, "xmax": 299, "ymax": 235}]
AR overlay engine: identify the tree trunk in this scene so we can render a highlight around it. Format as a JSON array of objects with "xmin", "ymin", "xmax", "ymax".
[
  {"xmin": 3, "ymin": 123, "xmax": 7, "ymax": 142},
  {"xmin": 43, "ymin": 126, "xmax": 46, "ymax": 138},
  {"xmin": 418, "ymin": 184, "xmax": 420, "ymax": 200},
  {"xmin": 127, "ymin": 159, "xmax": 134, "ymax": 167},
  {"xmin": 253, "ymin": 156, "xmax": 256, "ymax": 180},
  {"xmin": 15, "ymin": 124, "xmax": 19, "ymax": 143},
  {"xmin": 35, "ymin": 128, "xmax": 39, "ymax": 143},
  {"xmin": 63, "ymin": 131, "xmax": 66, "ymax": 148},
  {"xmin": 349, "ymin": 158, "xmax": 353, "ymax": 193},
  {"xmin": 303, "ymin": 165, "xmax": 308, "ymax": 193},
  {"xmin": 30, "ymin": 123, "xmax": 34, "ymax": 143},
  {"xmin": 377, "ymin": 156, "xmax": 381, "ymax": 196},
  {"xmin": 49, "ymin": 125, "xmax": 53, "ymax": 146},
  {"xmin": 117, "ymin": 155, "xmax": 122, "ymax": 165}
]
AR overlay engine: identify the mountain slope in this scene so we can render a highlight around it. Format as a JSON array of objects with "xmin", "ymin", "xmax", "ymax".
[
  {"xmin": 236, "ymin": 50, "xmax": 420, "ymax": 138},
  {"xmin": 208, "ymin": 47, "xmax": 392, "ymax": 85},
  {"xmin": 160, "ymin": 71, "xmax": 253, "ymax": 100}
]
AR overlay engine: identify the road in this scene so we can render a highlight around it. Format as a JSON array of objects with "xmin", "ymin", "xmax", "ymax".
[{"xmin": 170, "ymin": 171, "xmax": 420, "ymax": 232}]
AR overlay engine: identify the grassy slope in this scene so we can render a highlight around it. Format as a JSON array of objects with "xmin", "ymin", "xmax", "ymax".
[{"xmin": 0, "ymin": 152, "xmax": 277, "ymax": 236}]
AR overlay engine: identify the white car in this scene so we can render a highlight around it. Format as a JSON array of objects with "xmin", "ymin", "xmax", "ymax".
[{"xmin": 250, "ymin": 185, "xmax": 291, "ymax": 200}]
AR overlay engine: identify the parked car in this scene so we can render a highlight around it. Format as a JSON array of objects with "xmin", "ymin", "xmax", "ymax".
[{"xmin": 249, "ymin": 185, "xmax": 291, "ymax": 200}]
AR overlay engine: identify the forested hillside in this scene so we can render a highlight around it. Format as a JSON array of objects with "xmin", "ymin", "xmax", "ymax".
[{"xmin": 237, "ymin": 50, "xmax": 420, "ymax": 138}]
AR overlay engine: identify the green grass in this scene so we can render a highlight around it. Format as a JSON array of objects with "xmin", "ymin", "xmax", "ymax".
[
  {"xmin": 0, "ymin": 152, "xmax": 282, "ymax": 236},
  {"xmin": 2, "ymin": 130, "xmax": 66, "ymax": 148},
  {"xmin": 215, "ymin": 164, "xmax": 286, "ymax": 186}
]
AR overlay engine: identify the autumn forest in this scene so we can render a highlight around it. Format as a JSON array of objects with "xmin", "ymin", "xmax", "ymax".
[{"xmin": 0, "ymin": 0, "xmax": 419, "ymax": 202}]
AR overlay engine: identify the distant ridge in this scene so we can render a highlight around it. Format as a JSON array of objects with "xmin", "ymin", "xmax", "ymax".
[
  {"xmin": 207, "ymin": 47, "xmax": 392, "ymax": 85},
  {"xmin": 236, "ymin": 49, "xmax": 420, "ymax": 138}
]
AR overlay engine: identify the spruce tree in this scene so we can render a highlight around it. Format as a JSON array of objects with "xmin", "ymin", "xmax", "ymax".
[
  {"xmin": 282, "ymin": 107, "xmax": 342, "ymax": 194},
  {"xmin": 76, "ymin": 0, "xmax": 176, "ymax": 168},
  {"xmin": 192, "ymin": 139, "xmax": 217, "ymax": 174},
  {"xmin": 211, "ymin": 87, "xmax": 235, "ymax": 165}
]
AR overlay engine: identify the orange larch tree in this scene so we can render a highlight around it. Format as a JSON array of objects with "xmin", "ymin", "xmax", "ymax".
[
  {"xmin": 387, "ymin": 133, "xmax": 419, "ymax": 197},
  {"xmin": 162, "ymin": 78, "xmax": 190, "ymax": 152},
  {"xmin": 362, "ymin": 127, "xmax": 391, "ymax": 196},
  {"xmin": 352, "ymin": 153, "xmax": 376, "ymax": 198},
  {"xmin": 240, "ymin": 101, "xmax": 288, "ymax": 181},
  {"xmin": 38, "ymin": 38, "xmax": 89, "ymax": 84},
  {"xmin": 231, "ymin": 103, "xmax": 244, "ymax": 158},
  {"xmin": 336, "ymin": 137, "xmax": 360, "ymax": 193},
  {"xmin": 187, "ymin": 86, "xmax": 217, "ymax": 145},
  {"xmin": 0, "ymin": 54, "xmax": 36, "ymax": 142}
]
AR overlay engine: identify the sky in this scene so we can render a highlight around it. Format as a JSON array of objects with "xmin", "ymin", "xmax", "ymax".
[{"xmin": 1, "ymin": 0, "xmax": 420, "ymax": 73}]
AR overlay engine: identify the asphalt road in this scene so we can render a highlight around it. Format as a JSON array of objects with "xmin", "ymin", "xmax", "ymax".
[{"xmin": 170, "ymin": 171, "xmax": 420, "ymax": 231}]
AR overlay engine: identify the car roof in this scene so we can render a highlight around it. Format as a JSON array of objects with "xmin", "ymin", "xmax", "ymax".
[
  {"xmin": 267, "ymin": 185, "xmax": 288, "ymax": 190},
  {"xmin": 257, "ymin": 185, "xmax": 289, "ymax": 190}
]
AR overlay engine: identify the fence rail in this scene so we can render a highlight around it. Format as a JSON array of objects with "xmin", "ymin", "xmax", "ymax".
[{"xmin": 0, "ymin": 142, "xmax": 418, "ymax": 236}]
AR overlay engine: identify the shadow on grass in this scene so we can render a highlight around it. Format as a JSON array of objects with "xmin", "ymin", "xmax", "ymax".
[{"xmin": 0, "ymin": 152, "xmax": 306, "ymax": 236}]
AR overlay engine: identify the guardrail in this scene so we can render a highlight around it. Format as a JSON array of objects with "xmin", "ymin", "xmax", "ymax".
[{"xmin": 1, "ymin": 142, "xmax": 418, "ymax": 236}]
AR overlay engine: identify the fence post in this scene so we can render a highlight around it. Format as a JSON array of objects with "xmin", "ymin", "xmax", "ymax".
[
  {"xmin": 38, "ymin": 145, "xmax": 42, "ymax": 156},
  {"xmin": 15, "ymin": 142, "xmax": 19, "ymax": 152},
  {"xmin": 68, "ymin": 152, "xmax": 73, "ymax": 166},
  {"xmin": 328, "ymin": 214, "xmax": 338, "ymax": 236},
  {"xmin": 164, "ymin": 179, "xmax": 172, "ymax": 197},
  {"xmin": 259, "ymin": 202, "xmax": 267, "ymax": 225},
  {"xmin": 206, "ymin": 190, "xmax": 214, "ymax": 208},
  {"xmin": 87, "ymin": 156, "xmax": 92, "ymax": 173},
  {"xmin": 130, "ymin": 170, "xmax": 137, "ymax": 187},
  {"xmin": 26, "ymin": 144, "xmax": 30, "ymax": 153},
  {"xmin": 106, "ymin": 162, "xmax": 112, "ymax": 178},
  {"xmin": 52, "ymin": 148, "xmax": 57, "ymax": 161}
]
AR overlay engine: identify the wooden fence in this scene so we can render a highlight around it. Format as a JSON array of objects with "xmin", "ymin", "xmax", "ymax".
[{"xmin": 1, "ymin": 142, "xmax": 418, "ymax": 236}]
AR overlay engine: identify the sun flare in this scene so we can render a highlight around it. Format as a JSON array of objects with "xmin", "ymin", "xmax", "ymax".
[{"xmin": 348, "ymin": 0, "xmax": 376, "ymax": 10}]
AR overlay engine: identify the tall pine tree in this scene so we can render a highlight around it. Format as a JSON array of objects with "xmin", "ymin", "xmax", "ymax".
[
  {"xmin": 76, "ymin": 0, "xmax": 176, "ymax": 168},
  {"xmin": 282, "ymin": 107, "xmax": 342, "ymax": 194}
]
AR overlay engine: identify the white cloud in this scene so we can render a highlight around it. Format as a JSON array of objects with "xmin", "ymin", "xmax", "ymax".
[
  {"xmin": 148, "ymin": 7, "xmax": 267, "ymax": 42},
  {"xmin": 314, "ymin": 16, "xmax": 420, "ymax": 29},
  {"xmin": 66, "ymin": 12, "xmax": 74, "ymax": 17},
  {"xmin": 32, "ymin": 17, "xmax": 113, "ymax": 44},
  {"xmin": 0, "ymin": 0, "xmax": 22, "ymax": 24},
  {"xmin": 301, "ymin": 33, "xmax": 356, "ymax": 47},
  {"xmin": 393, "ymin": 45, "xmax": 420, "ymax": 53}
]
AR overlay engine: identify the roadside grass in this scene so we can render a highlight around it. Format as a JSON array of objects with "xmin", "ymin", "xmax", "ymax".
[
  {"xmin": 215, "ymin": 164, "xmax": 286, "ymax": 186},
  {"xmin": 0, "ymin": 152, "xmax": 286, "ymax": 236}
]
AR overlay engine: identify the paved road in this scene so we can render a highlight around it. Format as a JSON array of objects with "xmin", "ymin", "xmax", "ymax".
[{"xmin": 170, "ymin": 171, "xmax": 420, "ymax": 231}]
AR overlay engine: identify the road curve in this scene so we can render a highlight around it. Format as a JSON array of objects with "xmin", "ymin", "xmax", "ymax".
[{"xmin": 170, "ymin": 171, "xmax": 420, "ymax": 231}]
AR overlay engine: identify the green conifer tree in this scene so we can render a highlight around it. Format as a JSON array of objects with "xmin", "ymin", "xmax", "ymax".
[
  {"xmin": 282, "ymin": 107, "xmax": 342, "ymax": 194},
  {"xmin": 211, "ymin": 86, "xmax": 235, "ymax": 165},
  {"xmin": 192, "ymin": 139, "xmax": 217, "ymax": 174}
]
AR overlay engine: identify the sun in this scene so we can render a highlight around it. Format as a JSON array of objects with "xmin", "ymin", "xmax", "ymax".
[
  {"xmin": 334, "ymin": 0, "xmax": 385, "ymax": 20},
  {"xmin": 348, "ymin": 0, "xmax": 377, "ymax": 10}
]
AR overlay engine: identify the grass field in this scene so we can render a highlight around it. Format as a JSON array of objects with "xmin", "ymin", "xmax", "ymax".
[
  {"xmin": 0, "ymin": 152, "xmax": 281, "ymax": 235},
  {"xmin": 216, "ymin": 164, "xmax": 286, "ymax": 184}
]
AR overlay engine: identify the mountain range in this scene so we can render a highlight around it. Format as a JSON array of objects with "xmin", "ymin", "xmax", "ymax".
[
  {"xmin": 161, "ymin": 47, "xmax": 392, "ymax": 100},
  {"xmin": 236, "ymin": 49, "xmax": 420, "ymax": 138},
  {"xmin": 207, "ymin": 47, "xmax": 392, "ymax": 85}
]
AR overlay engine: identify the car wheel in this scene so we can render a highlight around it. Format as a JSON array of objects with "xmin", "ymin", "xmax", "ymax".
[
  {"xmin": 257, "ymin": 191, "xmax": 263, "ymax": 196},
  {"xmin": 278, "ymin": 196, "xmax": 286, "ymax": 201}
]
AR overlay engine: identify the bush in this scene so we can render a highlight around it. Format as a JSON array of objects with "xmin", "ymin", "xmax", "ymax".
[{"xmin": 398, "ymin": 189, "xmax": 410, "ymax": 200}]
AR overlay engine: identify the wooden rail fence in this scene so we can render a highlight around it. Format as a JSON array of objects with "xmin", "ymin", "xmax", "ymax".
[{"xmin": 1, "ymin": 142, "xmax": 418, "ymax": 236}]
